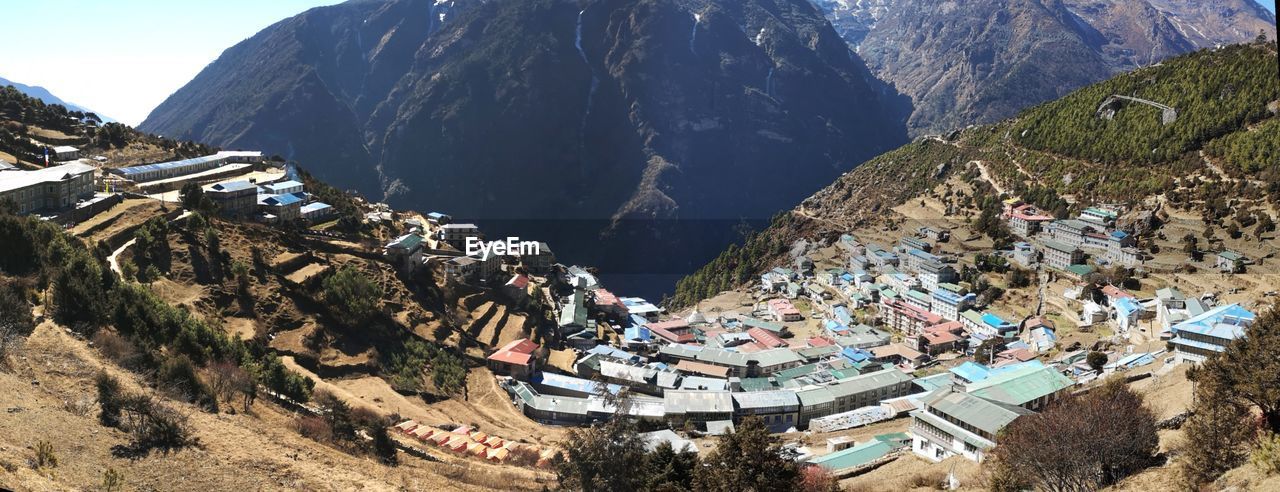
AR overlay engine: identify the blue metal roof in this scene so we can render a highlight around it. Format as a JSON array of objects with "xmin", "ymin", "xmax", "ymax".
[
  {"xmin": 211, "ymin": 181, "xmax": 256, "ymax": 192},
  {"xmin": 260, "ymin": 193, "xmax": 303, "ymax": 206},
  {"xmin": 950, "ymin": 361, "xmax": 991, "ymax": 382},
  {"xmin": 1171, "ymin": 303, "xmax": 1255, "ymax": 340},
  {"xmin": 263, "ymin": 180, "xmax": 302, "ymax": 192},
  {"xmin": 1114, "ymin": 297, "xmax": 1141, "ymax": 317},
  {"xmin": 115, "ymin": 154, "xmax": 225, "ymax": 176},
  {"xmin": 981, "ymin": 313, "xmax": 1014, "ymax": 330},
  {"xmin": 625, "ymin": 326, "xmax": 652, "ymax": 341}
]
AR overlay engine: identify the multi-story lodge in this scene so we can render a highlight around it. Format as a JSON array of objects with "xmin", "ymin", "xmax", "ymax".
[
  {"xmin": 1049, "ymin": 219, "xmax": 1097, "ymax": 249},
  {"xmin": 1040, "ymin": 239, "xmax": 1084, "ymax": 271},
  {"xmin": 931, "ymin": 283, "xmax": 975, "ymax": 322},
  {"xmin": 1006, "ymin": 204, "xmax": 1055, "ymax": 237},
  {"xmin": 881, "ymin": 298, "xmax": 944, "ymax": 340},
  {"xmin": 1169, "ymin": 303, "xmax": 1255, "ymax": 364},
  {"xmin": 910, "ymin": 388, "xmax": 1032, "ymax": 463},
  {"xmin": 0, "ymin": 162, "xmax": 95, "ymax": 214},
  {"xmin": 205, "ymin": 180, "xmax": 258, "ymax": 217}
]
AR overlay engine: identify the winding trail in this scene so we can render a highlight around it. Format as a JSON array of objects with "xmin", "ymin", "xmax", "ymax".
[{"xmin": 108, "ymin": 238, "xmax": 137, "ymax": 276}]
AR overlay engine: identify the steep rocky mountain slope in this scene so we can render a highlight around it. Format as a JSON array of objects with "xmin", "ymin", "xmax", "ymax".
[
  {"xmin": 809, "ymin": 0, "xmax": 1277, "ymax": 135},
  {"xmin": 141, "ymin": 0, "xmax": 907, "ymax": 223},
  {"xmin": 669, "ymin": 41, "xmax": 1280, "ymax": 307}
]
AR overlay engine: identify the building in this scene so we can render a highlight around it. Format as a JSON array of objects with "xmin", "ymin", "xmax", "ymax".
[
  {"xmin": 1011, "ymin": 242, "xmax": 1038, "ymax": 267},
  {"xmin": 1215, "ymin": 250, "xmax": 1247, "ymax": 273},
  {"xmin": 881, "ymin": 298, "xmax": 943, "ymax": 340},
  {"xmin": 441, "ymin": 223, "xmax": 481, "ymax": 248},
  {"xmin": 300, "ymin": 202, "xmax": 334, "ymax": 221},
  {"xmin": 204, "ymin": 180, "xmax": 258, "ymax": 217},
  {"xmin": 444, "ymin": 256, "xmax": 479, "ymax": 281},
  {"xmin": 732, "ymin": 390, "xmax": 800, "ymax": 432},
  {"xmin": 426, "ymin": 212, "xmax": 452, "ymax": 225},
  {"xmin": 257, "ymin": 193, "xmax": 303, "ymax": 222},
  {"xmin": 767, "ymin": 298, "xmax": 802, "ymax": 322},
  {"xmin": 384, "ymin": 233, "xmax": 426, "ymax": 271},
  {"xmin": 519, "ymin": 242, "xmax": 555, "ymax": 274},
  {"xmin": 909, "ymin": 388, "xmax": 1033, "ymax": 463},
  {"xmin": 1007, "ymin": 204, "xmax": 1055, "ymax": 237},
  {"xmin": 487, "ymin": 338, "xmax": 539, "ymax": 379},
  {"xmin": 663, "ymin": 390, "xmax": 734, "ymax": 425},
  {"xmin": 51, "ymin": 146, "xmax": 80, "ymax": 161},
  {"xmin": 1040, "ymin": 239, "xmax": 1084, "ymax": 271},
  {"xmin": 827, "ymin": 369, "xmax": 915, "ymax": 417},
  {"xmin": 964, "ymin": 364, "xmax": 1073, "ymax": 411},
  {"xmin": 1049, "ymin": 219, "xmax": 1097, "ymax": 249},
  {"xmin": 1079, "ymin": 207, "xmax": 1118, "ymax": 226},
  {"xmin": 109, "ymin": 151, "xmax": 263, "ymax": 182},
  {"xmin": 647, "ymin": 319, "xmax": 696, "ymax": 344},
  {"xmin": 0, "ymin": 162, "xmax": 95, "ymax": 214},
  {"xmin": 261, "ymin": 180, "xmax": 303, "ymax": 195},
  {"xmin": 1169, "ymin": 304, "xmax": 1256, "ymax": 364},
  {"xmin": 748, "ymin": 349, "xmax": 805, "ymax": 376},
  {"xmin": 917, "ymin": 260, "xmax": 957, "ymax": 293},
  {"xmin": 931, "ymin": 284, "xmax": 975, "ymax": 321}
]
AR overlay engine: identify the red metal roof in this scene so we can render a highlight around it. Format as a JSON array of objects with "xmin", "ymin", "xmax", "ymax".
[
  {"xmin": 747, "ymin": 327, "xmax": 786, "ymax": 348},
  {"xmin": 488, "ymin": 338, "xmax": 537, "ymax": 366}
]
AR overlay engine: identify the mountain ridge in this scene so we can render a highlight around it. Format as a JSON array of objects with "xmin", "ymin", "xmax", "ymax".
[{"xmin": 808, "ymin": 0, "xmax": 1277, "ymax": 136}]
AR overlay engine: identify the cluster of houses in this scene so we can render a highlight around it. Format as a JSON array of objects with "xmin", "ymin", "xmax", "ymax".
[
  {"xmin": 392, "ymin": 419, "xmax": 557, "ymax": 466},
  {"xmin": 472, "ymin": 230, "xmax": 1097, "ymax": 465},
  {"xmin": 380, "ymin": 213, "xmax": 555, "ymax": 289},
  {"xmin": 200, "ymin": 176, "xmax": 333, "ymax": 224},
  {"xmin": 1001, "ymin": 201, "xmax": 1142, "ymax": 275}
]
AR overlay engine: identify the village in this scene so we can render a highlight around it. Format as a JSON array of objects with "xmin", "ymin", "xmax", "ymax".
[{"xmin": 0, "ymin": 129, "xmax": 1268, "ymax": 484}]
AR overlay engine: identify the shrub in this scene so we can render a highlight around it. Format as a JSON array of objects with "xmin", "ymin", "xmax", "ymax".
[
  {"xmin": 32, "ymin": 440, "xmax": 57, "ymax": 469},
  {"xmin": 295, "ymin": 415, "xmax": 333, "ymax": 442},
  {"xmin": 158, "ymin": 354, "xmax": 217, "ymax": 411},
  {"xmin": 102, "ymin": 467, "xmax": 125, "ymax": 492},
  {"xmin": 1252, "ymin": 431, "xmax": 1280, "ymax": 475},
  {"xmin": 96, "ymin": 372, "xmax": 123, "ymax": 427}
]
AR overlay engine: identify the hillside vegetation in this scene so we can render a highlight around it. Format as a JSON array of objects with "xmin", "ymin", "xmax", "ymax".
[{"xmin": 671, "ymin": 41, "xmax": 1280, "ymax": 307}]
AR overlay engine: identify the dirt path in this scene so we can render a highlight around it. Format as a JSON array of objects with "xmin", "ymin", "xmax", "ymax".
[
  {"xmin": 108, "ymin": 237, "xmax": 137, "ymax": 275},
  {"xmin": 970, "ymin": 160, "xmax": 1006, "ymax": 195}
]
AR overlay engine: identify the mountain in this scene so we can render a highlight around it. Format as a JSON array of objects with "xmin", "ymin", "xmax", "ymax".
[
  {"xmin": 0, "ymin": 75, "xmax": 113, "ymax": 122},
  {"xmin": 140, "ymin": 0, "xmax": 911, "ymax": 298},
  {"xmin": 808, "ymin": 0, "xmax": 1277, "ymax": 136},
  {"xmin": 669, "ymin": 40, "xmax": 1280, "ymax": 307},
  {"xmin": 141, "ymin": 0, "xmax": 907, "ymax": 222}
]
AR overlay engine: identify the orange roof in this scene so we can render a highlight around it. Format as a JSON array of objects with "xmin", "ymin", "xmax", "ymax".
[
  {"xmin": 807, "ymin": 337, "xmax": 834, "ymax": 348},
  {"xmin": 925, "ymin": 320, "xmax": 964, "ymax": 335},
  {"xmin": 675, "ymin": 359, "xmax": 730, "ymax": 378},
  {"xmin": 872, "ymin": 343, "xmax": 925, "ymax": 361},
  {"xmin": 921, "ymin": 330, "xmax": 961, "ymax": 345},
  {"xmin": 747, "ymin": 327, "xmax": 786, "ymax": 348},
  {"xmin": 1100, "ymin": 285, "xmax": 1134, "ymax": 299},
  {"xmin": 488, "ymin": 338, "xmax": 538, "ymax": 366}
]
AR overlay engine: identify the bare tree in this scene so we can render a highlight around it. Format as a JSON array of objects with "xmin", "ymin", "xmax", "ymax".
[{"xmin": 990, "ymin": 379, "xmax": 1159, "ymax": 492}]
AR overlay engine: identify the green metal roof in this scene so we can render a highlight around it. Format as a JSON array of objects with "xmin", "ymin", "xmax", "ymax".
[
  {"xmin": 1064, "ymin": 264, "xmax": 1096, "ymax": 277},
  {"xmin": 920, "ymin": 388, "xmax": 1031, "ymax": 436},
  {"xmin": 964, "ymin": 365, "xmax": 1073, "ymax": 407},
  {"xmin": 809, "ymin": 440, "xmax": 895, "ymax": 471},
  {"xmin": 737, "ymin": 377, "xmax": 777, "ymax": 392}
]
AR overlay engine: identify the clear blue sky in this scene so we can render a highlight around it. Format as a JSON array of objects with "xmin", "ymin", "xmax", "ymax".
[
  {"xmin": 1262, "ymin": 0, "xmax": 1278, "ymax": 14},
  {"xmin": 0, "ymin": 0, "xmax": 342, "ymax": 125}
]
